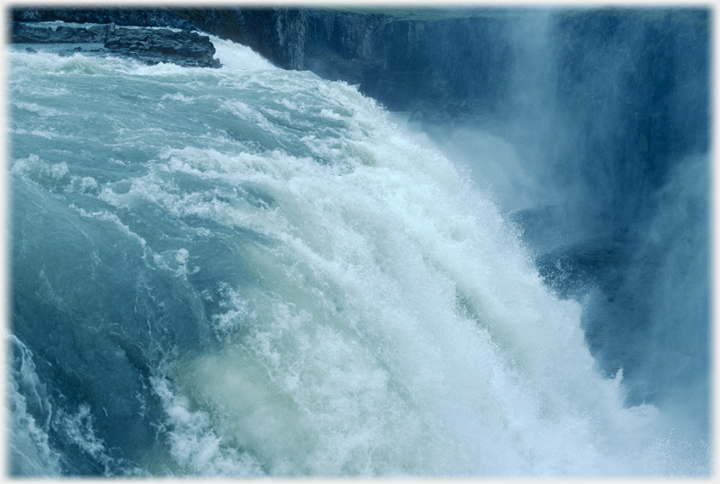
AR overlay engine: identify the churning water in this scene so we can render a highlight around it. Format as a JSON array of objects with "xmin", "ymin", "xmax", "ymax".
[{"xmin": 8, "ymin": 36, "xmax": 708, "ymax": 477}]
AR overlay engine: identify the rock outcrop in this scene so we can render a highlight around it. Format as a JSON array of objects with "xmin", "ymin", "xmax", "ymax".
[
  {"xmin": 11, "ymin": 19, "xmax": 221, "ymax": 68},
  {"xmin": 104, "ymin": 27, "xmax": 221, "ymax": 68}
]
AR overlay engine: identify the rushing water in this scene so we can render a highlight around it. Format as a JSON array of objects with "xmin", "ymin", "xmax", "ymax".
[{"xmin": 8, "ymin": 36, "xmax": 708, "ymax": 477}]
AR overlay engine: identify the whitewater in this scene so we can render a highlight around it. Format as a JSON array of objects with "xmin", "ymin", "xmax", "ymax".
[{"xmin": 8, "ymin": 36, "xmax": 707, "ymax": 476}]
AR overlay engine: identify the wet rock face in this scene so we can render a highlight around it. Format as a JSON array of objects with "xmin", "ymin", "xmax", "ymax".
[
  {"xmin": 12, "ymin": 21, "xmax": 110, "ymax": 43},
  {"xmin": 104, "ymin": 27, "xmax": 221, "ymax": 68},
  {"xmin": 11, "ymin": 21, "xmax": 221, "ymax": 68}
]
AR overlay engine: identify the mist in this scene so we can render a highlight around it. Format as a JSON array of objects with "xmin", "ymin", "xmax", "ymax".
[{"xmin": 413, "ymin": 8, "xmax": 710, "ymax": 446}]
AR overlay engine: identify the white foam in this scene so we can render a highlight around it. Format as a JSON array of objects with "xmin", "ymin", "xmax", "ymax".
[
  {"xmin": 210, "ymin": 36, "xmax": 275, "ymax": 72},
  {"xmin": 8, "ymin": 337, "xmax": 63, "ymax": 476},
  {"xmin": 141, "ymin": 87, "xmax": 681, "ymax": 474}
]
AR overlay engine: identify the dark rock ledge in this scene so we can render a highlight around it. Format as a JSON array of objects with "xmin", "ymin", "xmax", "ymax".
[{"xmin": 12, "ymin": 21, "xmax": 221, "ymax": 68}]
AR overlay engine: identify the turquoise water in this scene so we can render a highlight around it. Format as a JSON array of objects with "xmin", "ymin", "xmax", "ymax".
[{"xmin": 8, "ymin": 37, "xmax": 708, "ymax": 476}]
